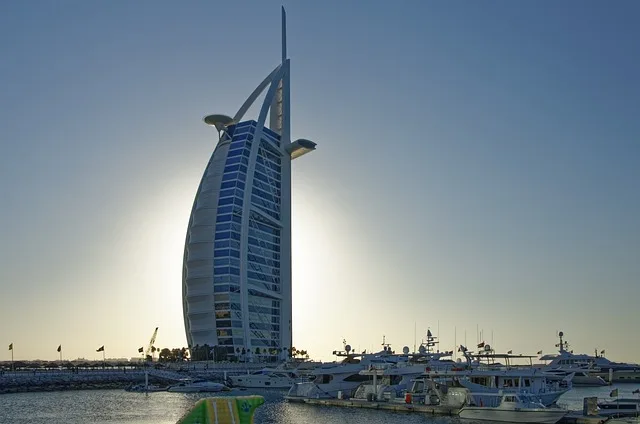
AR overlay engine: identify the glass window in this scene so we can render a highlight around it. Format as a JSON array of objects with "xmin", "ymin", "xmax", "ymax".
[
  {"xmin": 214, "ymin": 266, "xmax": 230, "ymax": 275},
  {"xmin": 215, "ymin": 231, "xmax": 230, "ymax": 240},
  {"xmin": 215, "ymin": 311, "xmax": 231, "ymax": 319},
  {"xmin": 227, "ymin": 148, "xmax": 244, "ymax": 157},
  {"xmin": 222, "ymin": 172, "xmax": 238, "ymax": 182},
  {"xmin": 220, "ymin": 188, "xmax": 235, "ymax": 198},
  {"xmin": 216, "ymin": 223, "xmax": 231, "ymax": 231},
  {"xmin": 214, "ymin": 240, "xmax": 230, "ymax": 249},
  {"xmin": 216, "ymin": 214, "xmax": 232, "ymax": 223},
  {"xmin": 217, "ymin": 205, "xmax": 232, "ymax": 215},
  {"xmin": 224, "ymin": 164, "xmax": 240, "ymax": 173}
]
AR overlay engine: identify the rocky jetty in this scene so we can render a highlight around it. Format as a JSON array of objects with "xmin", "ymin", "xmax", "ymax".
[{"xmin": 0, "ymin": 369, "xmax": 176, "ymax": 394}]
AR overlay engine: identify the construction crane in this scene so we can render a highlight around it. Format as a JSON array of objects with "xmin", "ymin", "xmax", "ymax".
[{"xmin": 145, "ymin": 327, "xmax": 159, "ymax": 361}]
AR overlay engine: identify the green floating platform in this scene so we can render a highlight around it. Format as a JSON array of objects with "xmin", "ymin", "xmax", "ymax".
[{"xmin": 177, "ymin": 395, "xmax": 265, "ymax": 424}]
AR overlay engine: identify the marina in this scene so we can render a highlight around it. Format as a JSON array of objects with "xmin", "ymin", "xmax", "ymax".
[
  {"xmin": 2, "ymin": 2, "xmax": 639, "ymax": 423},
  {"xmin": 1, "ymin": 384, "xmax": 639, "ymax": 424}
]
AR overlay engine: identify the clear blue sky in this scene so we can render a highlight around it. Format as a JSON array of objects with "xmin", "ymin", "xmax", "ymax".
[{"xmin": 1, "ymin": 1, "xmax": 639, "ymax": 362}]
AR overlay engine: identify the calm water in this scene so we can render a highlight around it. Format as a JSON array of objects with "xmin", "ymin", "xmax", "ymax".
[{"xmin": 0, "ymin": 385, "xmax": 638, "ymax": 424}]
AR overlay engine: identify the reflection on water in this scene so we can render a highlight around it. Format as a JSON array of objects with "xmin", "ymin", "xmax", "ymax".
[{"xmin": 0, "ymin": 385, "xmax": 638, "ymax": 424}]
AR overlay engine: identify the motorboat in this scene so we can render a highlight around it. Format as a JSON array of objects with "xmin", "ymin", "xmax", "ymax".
[
  {"xmin": 351, "ymin": 333, "xmax": 465, "ymax": 402},
  {"xmin": 286, "ymin": 340, "xmax": 405, "ymax": 400},
  {"xmin": 124, "ymin": 383, "xmax": 166, "ymax": 393},
  {"xmin": 286, "ymin": 333, "xmax": 458, "ymax": 401},
  {"xmin": 459, "ymin": 393, "xmax": 569, "ymax": 423},
  {"xmin": 425, "ymin": 366, "xmax": 571, "ymax": 407},
  {"xmin": 285, "ymin": 360, "xmax": 369, "ymax": 400},
  {"xmin": 403, "ymin": 376, "xmax": 470, "ymax": 408},
  {"xmin": 540, "ymin": 332, "xmax": 640, "ymax": 383},
  {"xmin": 597, "ymin": 398, "xmax": 640, "ymax": 418},
  {"xmin": 543, "ymin": 367, "xmax": 608, "ymax": 386},
  {"xmin": 429, "ymin": 344, "xmax": 572, "ymax": 407},
  {"xmin": 228, "ymin": 368, "xmax": 304, "ymax": 389},
  {"xmin": 167, "ymin": 379, "xmax": 229, "ymax": 393}
]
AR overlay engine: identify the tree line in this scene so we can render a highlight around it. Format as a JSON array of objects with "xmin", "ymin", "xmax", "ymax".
[{"xmin": 154, "ymin": 345, "xmax": 310, "ymax": 363}]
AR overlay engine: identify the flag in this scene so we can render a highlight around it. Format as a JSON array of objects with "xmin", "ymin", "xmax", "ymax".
[
  {"xmin": 477, "ymin": 341, "xmax": 485, "ymax": 348},
  {"xmin": 600, "ymin": 350, "xmax": 605, "ymax": 355},
  {"xmin": 8, "ymin": 343, "xmax": 12, "ymax": 351},
  {"xmin": 610, "ymin": 389, "xmax": 618, "ymax": 397},
  {"xmin": 57, "ymin": 345, "xmax": 61, "ymax": 353},
  {"xmin": 96, "ymin": 345, "xmax": 104, "ymax": 352},
  {"xmin": 507, "ymin": 350, "xmax": 513, "ymax": 354},
  {"xmin": 138, "ymin": 347, "xmax": 144, "ymax": 353},
  {"xmin": 537, "ymin": 350, "xmax": 543, "ymax": 354}
]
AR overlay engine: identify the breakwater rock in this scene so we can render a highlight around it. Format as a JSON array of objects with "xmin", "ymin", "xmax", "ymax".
[{"xmin": 0, "ymin": 369, "xmax": 176, "ymax": 394}]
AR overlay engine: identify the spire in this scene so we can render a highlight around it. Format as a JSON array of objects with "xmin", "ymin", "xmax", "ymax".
[
  {"xmin": 269, "ymin": 6, "xmax": 288, "ymax": 135},
  {"xmin": 281, "ymin": 6, "xmax": 287, "ymax": 63}
]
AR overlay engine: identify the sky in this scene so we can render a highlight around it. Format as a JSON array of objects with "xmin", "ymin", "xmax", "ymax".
[{"xmin": 1, "ymin": 0, "xmax": 639, "ymax": 363}]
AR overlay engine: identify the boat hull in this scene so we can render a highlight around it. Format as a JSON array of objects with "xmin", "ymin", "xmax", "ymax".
[
  {"xmin": 459, "ymin": 407, "xmax": 567, "ymax": 424},
  {"xmin": 229, "ymin": 375, "xmax": 295, "ymax": 389},
  {"xmin": 167, "ymin": 383, "xmax": 227, "ymax": 393}
]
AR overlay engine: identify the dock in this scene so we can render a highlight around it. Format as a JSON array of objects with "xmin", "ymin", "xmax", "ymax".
[
  {"xmin": 287, "ymin": 396, "xmax": 459, "ymax": 415},
  {"xmin": 286, "ymin": 397, "xmax": 610, "ymax": 424}
]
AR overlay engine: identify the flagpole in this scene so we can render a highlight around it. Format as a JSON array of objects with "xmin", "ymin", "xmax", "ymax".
[{"xmin": 11, "ymin": 346, "xmax": 14, "ymax": 371}]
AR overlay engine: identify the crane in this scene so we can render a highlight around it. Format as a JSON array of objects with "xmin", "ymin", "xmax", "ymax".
[{"xmin": 145, "ymin": 327, "xmax": 159, "ymax": 361}]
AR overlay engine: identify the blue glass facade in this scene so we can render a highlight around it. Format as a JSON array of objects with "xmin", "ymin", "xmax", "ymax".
[{"xmin": 184, "ymin": 120, "xmax": 286, "ymax": 358}]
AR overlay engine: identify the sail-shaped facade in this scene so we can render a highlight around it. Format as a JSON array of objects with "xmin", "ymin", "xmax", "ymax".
[{"xmin": 182, "ymin": 8, "xmax": 315, "ymax": 361}]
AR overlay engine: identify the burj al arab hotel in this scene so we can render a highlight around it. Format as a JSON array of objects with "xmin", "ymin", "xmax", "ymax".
[{"xmin": 182, "ymin": 8, "xmax": 316, "ymax": 361}]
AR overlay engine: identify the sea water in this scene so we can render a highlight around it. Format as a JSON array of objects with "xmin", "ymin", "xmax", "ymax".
[{"xmin": 0, "ymin": 384, "xmax": 638, "ymax": 424}]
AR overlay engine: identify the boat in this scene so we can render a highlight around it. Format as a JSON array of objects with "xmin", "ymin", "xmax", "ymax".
[
  {"xmin": 540, "ymin": 332, "xmax": 640, "ymax": 384},
  {"xmin": 542, "ymin": 367, "xmax": 608, "ymax": 386},
  {"xmin": 228, "ymin": 368, "xmax": 304, "ymax": 389},
  {"xmin": 167, "ymin": 379, "xmax": 229, "ymax": 393},
  {"xmin": 125, "ymin": 383, "xmax": 167, "ymax": 392},
  {"xmin": 425, "ymin": 344, "xmax": 572, "ymax": 407},
  {"xmin": 351, "ymin": 334, "xmax": 461, "ymax": 402},
  {"xmin": 459, "ymin": 393, "xmax": 569, "ymax": 423},
  {"xmin": 286, "ymin": 340, "xmax": 406, "ymax": 400},
  {"xmin": 402, "ymin": 375, "xmax": 470, "ymax": 407},
  {"xmin": 285, "ymin": 358, "xmax": 370, "ymax": 400},
  {"xmin": 597, "ymin": 398, "xmax": 640, "ymax": 418}
]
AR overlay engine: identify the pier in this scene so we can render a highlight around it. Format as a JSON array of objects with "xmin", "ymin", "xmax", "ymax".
[{"xmin": 286, "ymin": 397, "xmax": 610, "ymax": 424}]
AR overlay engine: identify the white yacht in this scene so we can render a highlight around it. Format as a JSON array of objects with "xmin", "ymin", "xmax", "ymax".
[
  {"xmin": 286, "ymin": 340, "xmax": 406, "ymax": 400},
  {"xmin": 167, "ymin": 379, "xmax": 228, "ymax": 393},
  {"xmin": 287, "ymin": 332, "xmax": 461, "ymax": 401},
  {"xmin": 459, "ymin": 393, "xmax": 569, "ymax": 423},
  {"xmin": 229, "ymin": 368, "xmax": 304, "ymax": 389},
  {"xmin": 540, "ymin": 332, "xmax": 640, "ymax": 384},
  {"xmin": 286, "ymin": 359, "xmax": 369, "ymax": 400},
  {"xmin": 597, "ymin": 397, "xmax": 640, "ymax": 418},
  {"xmin": 423, "ymin": 345, "xmax": 572, "ymax": 407},
  {"xmin": 351, "ymin": 335, "xmax": 461, "ymax": 402}
]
